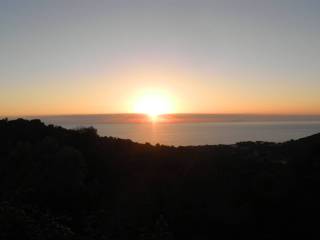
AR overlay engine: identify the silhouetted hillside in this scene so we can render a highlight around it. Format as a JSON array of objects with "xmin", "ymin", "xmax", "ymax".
[{"xmin": 1, "ymin": 118, "xmax": 320, "ymax": 239}]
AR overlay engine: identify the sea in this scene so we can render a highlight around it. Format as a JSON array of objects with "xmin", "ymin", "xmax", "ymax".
[{"xmin": 23, "ymin": 114, "xmax": 320, "ymax": 146}]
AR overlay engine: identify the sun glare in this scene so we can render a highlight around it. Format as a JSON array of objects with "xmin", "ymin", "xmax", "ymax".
[{"xmin": 134, "ymin": 93, "xmax": 172, "ymax": 120}]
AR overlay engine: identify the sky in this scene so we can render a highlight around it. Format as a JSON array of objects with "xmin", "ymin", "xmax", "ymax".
[{"xmin": 0, "ymin": 0, "xmax": 320, "ymax": 116}]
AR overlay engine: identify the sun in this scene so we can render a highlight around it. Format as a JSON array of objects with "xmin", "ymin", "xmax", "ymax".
[{"xmin": 133, "ymin": 93, "xmax": 172, "ymax": 120}]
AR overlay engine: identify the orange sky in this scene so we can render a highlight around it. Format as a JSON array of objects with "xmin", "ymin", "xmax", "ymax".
[{"xmin": 1, "ymin": 65, "xmax": 320, "ymax": 116}]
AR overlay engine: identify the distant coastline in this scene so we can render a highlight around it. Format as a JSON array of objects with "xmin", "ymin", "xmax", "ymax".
[
  {"xmin": 5, "ymin": 113, "xmax": 320, "ymax": 125},
  {"xmin": 3, "ymin": 114, "xmax": 320, "ymax": 146}
]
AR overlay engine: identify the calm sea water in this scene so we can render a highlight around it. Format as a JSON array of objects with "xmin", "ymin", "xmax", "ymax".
[{"xmin": 33, "ymin": 114, "xmax": 320, "ymax": 146}]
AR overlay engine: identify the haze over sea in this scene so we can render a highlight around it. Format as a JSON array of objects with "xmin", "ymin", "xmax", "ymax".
[{"xmin": 19, "ymin": 114, "xmax": 320, "ymax": 146}]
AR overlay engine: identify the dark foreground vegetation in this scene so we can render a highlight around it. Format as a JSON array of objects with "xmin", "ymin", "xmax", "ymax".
[{"xmin": 1, "ymin": 119, "xmax": 320, "ymax": 239}]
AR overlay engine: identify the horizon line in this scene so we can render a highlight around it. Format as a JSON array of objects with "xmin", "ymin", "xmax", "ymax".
[{"xmin": 3, "ymin": 112, "xmax": 320, "ymax": 118}]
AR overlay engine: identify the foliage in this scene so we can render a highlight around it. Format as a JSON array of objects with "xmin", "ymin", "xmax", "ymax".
[{"xmin": 1, "ymin": 118, "xmax": 320, "ymax": 239}]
